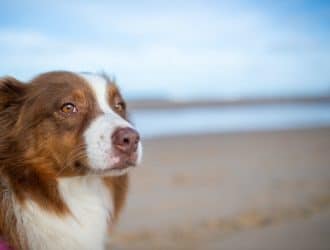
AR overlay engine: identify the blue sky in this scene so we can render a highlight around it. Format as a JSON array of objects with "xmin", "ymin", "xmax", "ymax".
[{"xmin": 0, "ymin": 0, "xmax": 329, "ymax": 99}]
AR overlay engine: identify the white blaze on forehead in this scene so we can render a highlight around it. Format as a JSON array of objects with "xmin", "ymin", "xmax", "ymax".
[
  {"xmin": 79, "ymin": 73, "xmax": 113, "ymax": 113},
  {"xmin": 79, "ymin": 73, "xmax": 142, "ymax": 174}
]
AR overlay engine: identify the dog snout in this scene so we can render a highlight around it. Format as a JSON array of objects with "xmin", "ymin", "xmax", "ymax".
[{"xmin": 112, "ymin": 127, "xmax": 140, "ymax": 154}]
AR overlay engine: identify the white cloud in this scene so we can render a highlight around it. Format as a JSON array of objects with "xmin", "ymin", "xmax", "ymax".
[{"xmin": 0, "ymin": 1, "xmax": 329, "ymax": 99}]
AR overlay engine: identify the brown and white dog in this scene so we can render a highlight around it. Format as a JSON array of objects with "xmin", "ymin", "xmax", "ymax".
[{"xmin": 0, "ymin": 71, "xmax": 142, "ymax": 250}]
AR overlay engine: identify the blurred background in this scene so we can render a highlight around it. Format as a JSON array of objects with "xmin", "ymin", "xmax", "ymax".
[{"xmin": 1, "ymin": 0, "xmax": 330, "ymax": 249}]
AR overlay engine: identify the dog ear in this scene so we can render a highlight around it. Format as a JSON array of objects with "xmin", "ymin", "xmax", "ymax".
[{"xmin": 0, "ymin": 77, "xmax": 26, "ymax": 111}]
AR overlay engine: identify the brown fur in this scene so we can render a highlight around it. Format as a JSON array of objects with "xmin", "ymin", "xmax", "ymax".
[{"xmin": 0, "ymin": 71, "xmax": 130, "ymax": 249}]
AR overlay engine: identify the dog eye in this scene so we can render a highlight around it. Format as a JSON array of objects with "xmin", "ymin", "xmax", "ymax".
[
  {"xmin": 114, "ymin": 102, "xmax": 125, "ymax": 112},
  {"xmin": 61, "ymin": 103, "xmax": 77, "ymax": 114}
]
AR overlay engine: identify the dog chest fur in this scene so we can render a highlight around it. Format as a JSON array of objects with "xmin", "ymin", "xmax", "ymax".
[{"xmin": 15, "ymin": 177, "xmax": 113, "ymax": 250}]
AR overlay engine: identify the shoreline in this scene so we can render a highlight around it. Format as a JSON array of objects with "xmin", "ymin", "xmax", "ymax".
[
  {"xmin": 140, "ymin": 125, "xmax": 330, "ymax": 141},
  {"xmin": 128, "ymin": 96, "xmax": 330, "ymax": 110}
]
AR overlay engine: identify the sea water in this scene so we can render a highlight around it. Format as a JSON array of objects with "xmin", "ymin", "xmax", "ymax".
[{"xmin": 131, "ymin": 103, "xmax": 330, "ymax": 138}]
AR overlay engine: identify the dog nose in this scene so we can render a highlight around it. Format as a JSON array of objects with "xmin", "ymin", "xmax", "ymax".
[{"xmin": 112, "ymin": 127, "xmax": 140, "ymax": 154}]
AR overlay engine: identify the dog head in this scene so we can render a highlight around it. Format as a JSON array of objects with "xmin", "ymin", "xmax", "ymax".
[{"xmin": 0, "ymin": 71, "xmax": 142, "ymax": 177}]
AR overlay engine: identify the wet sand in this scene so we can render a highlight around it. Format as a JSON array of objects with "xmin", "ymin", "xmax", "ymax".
[
  {"xmin": 213, "ymin": 211, "xmax": 330, "ymax": 250},
  {"xmin": 110, "ymin": 127, "xmax": 330, "ymax": 250}
]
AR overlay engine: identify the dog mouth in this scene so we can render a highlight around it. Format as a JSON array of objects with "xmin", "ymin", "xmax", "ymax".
[
  {"xmin": 90, "ymin": 165, "xmax": 135, "ymax": 176},
  {"xmin": 89, "ymin": 155, "xmax": 138, "ymax": 176},
  {"xmin": 91, "ymin": 165, "xmax": 134, "ymax": 175},
  {"xmin": 110, "ymin": 158, "xmax": 137, "ymax": 170}
]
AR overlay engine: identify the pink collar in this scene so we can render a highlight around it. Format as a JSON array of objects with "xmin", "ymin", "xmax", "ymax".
[{"xmin": 0, "ymin": 239, "xmax": 10, "ymax": 250}]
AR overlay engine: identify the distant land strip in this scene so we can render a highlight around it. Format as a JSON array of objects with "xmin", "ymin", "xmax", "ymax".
[{"xmin": 128, "ymin": 95, "xmax": 330, "ymax": 110}]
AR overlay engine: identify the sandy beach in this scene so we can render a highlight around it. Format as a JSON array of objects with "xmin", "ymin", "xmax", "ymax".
[{"xmin": 110, "ymin": 127, "xmax": 330, "ymax": 250}]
